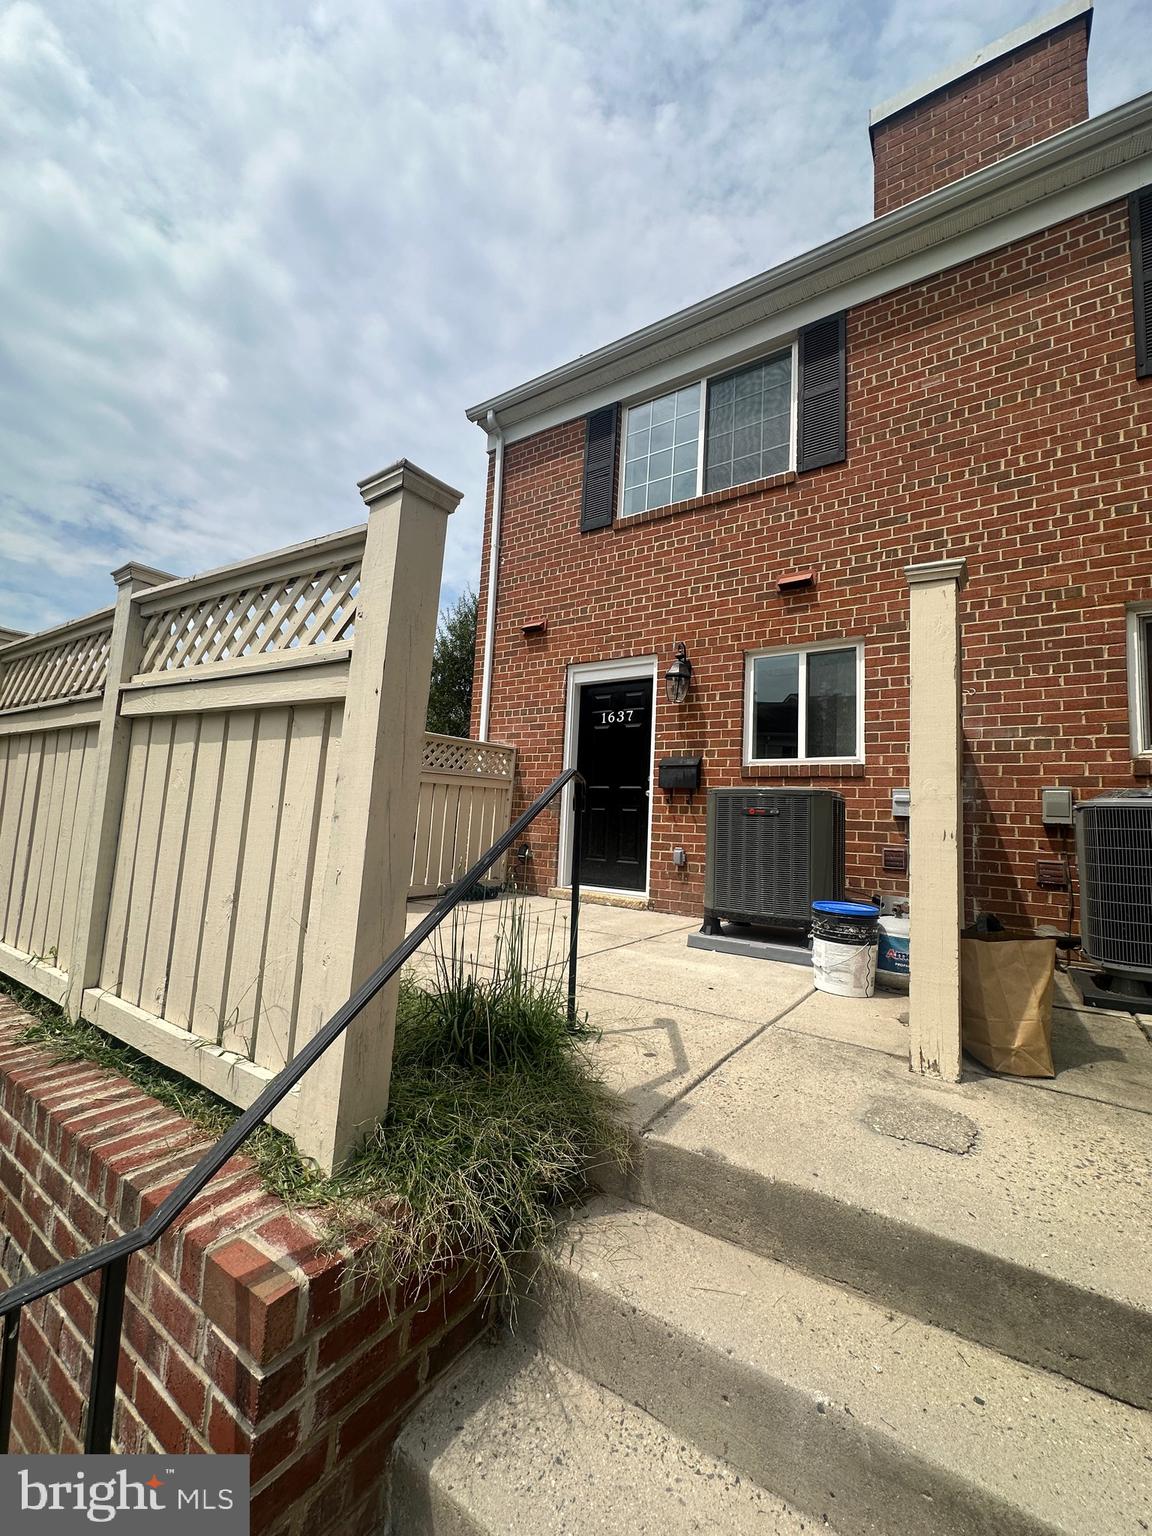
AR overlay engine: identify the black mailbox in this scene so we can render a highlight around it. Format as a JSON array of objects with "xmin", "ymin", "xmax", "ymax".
[{"xmin": 658, "ymin": 755, "xmax": 702, "ymax": 792}]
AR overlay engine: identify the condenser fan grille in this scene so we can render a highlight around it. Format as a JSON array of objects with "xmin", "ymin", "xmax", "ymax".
[
  {"xmin": 704, "ymin": 789, "xmax": 844, "ymax": 928},
  {"xmin": 1077, "ymin": 795, "xmax": 1152, "ymax": 975},
  {"xmin": 712, "ymin": 795, "xmax": 812, "ymax": 920}
]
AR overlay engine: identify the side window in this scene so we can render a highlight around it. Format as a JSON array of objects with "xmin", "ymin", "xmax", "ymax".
[
  {"xmin": 592, "ymin": 309, "xmax": 847, "ymax": 527},
  {"xmin": 1128, "ymin": 607, "xmax": 1152, "ymax": 755},
  {"xmin": 745, "ymin": 643, "xmax": 862, "ymax": 763},
  {"xmin": 621, "ymin": 385, "xmax": 701, "ymax": 516}
]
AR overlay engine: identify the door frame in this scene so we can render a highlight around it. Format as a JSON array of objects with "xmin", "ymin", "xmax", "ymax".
[{"xmin": 558, "ymin": 655, "xmax": 658, "ymax": 897}]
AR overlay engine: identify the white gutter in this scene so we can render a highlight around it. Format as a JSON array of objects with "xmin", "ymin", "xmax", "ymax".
[{"xmin": 477, "ymin": 409, "xmax": 503, "ymax": 741}]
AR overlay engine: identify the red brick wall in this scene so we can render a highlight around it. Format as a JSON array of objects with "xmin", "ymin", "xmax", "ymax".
[
  {"xmin": 474, "ymin": 199, "xmax": 1152, "ymax": 931},
  {"xmin": 0, "ymin": 999, "xmax": 488, "ymax": 1536},
  {"xmin": 871, "ymin": 17, "xmax": 1089, "ymax": 216}
]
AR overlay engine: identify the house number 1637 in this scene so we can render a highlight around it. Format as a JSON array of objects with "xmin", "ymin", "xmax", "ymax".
[{"xmin": 597, "ymin": 709, "xmax": 638, "ymax": 724}]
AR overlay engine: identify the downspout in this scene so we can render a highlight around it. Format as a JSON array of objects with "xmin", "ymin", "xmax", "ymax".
[{"xmin": 477, "ymin": 408, "xmax": 504, "ymax": 741}]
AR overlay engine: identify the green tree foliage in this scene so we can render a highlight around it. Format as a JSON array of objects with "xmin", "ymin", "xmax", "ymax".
[{"xmin": 426, "ymin": 588, "xmax": 478, "ymax": 737}]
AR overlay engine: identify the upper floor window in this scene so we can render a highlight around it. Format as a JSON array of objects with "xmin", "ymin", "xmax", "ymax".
[
  {"xmin": 622, "ymin": 384, "xmax": 702, "ymax": 516},
  {"xmin": 705, "ymin": 353, "xmax": 792, "ymax": 492},
  {"xmin": 620, "ymin": 347, "xmax": 794, "ymax": 517},
  {"xmin": 1128, "ymin": 605, "xmax": 1152, "ymax": 756},
  {"xmin": 744, "ymin": 641, "xmax": 862, "ymax": 764}
]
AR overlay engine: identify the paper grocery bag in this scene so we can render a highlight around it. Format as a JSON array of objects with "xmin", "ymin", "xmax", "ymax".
[{"xmin": 961, "ymin": 932, "xmax": 1057, "ymax": 1077}]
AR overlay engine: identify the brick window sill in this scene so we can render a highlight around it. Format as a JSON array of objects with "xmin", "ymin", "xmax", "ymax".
[
  {"xmin": 613, "ymin": 471, "xmax": 797, "ymax": 530},
  {"xmin": 741, "ymin": 761, "xmax": 866, "ymax": 780}
]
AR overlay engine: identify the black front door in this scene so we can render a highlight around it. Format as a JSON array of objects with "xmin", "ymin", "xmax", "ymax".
[{"xmin": 576, "ymin": 677, "xmax": 653, "ymax": 891}]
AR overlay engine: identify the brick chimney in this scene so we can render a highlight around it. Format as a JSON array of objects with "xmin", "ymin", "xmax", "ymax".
[{"xmin": 869, "ymin": 1, "xmax": 1092, "ymax": 218}]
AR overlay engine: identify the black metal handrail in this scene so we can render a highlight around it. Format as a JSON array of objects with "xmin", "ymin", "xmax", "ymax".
[{"xmin": 0, "ymin": 767, "xmax": 586, "ymax": 1454}]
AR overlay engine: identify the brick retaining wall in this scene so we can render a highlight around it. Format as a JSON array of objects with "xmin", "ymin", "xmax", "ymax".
[{"xmin": 0, "ymin": 995, "xmax": 489, "ymax": 1536}]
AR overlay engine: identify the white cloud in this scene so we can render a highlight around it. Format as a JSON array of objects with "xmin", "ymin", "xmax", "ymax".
[{"xmin": 0, "ymin": 0, "xmax": 1148, "ymax": 633}]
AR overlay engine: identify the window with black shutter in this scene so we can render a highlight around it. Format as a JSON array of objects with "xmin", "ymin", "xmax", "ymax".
[
  {"xmin": 580, "ymin": 404, "xmax": 619, "ymax": 532},
  {"xmin": 797, "ymin": 313, "xmax": 846, "ymax": 471},
  {"xmin": 1131, "ymin": 185, "xmax": 1152, "ymax": 379},
  {"xmin": 589, "ymin": 313, "xmax": 846, "ymax": 524},
  {"xmin": 703, "ymin": 353, "xmax": 791, "ymax": 492}
]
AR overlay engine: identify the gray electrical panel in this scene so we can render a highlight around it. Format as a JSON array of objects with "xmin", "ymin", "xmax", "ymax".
[{"xmin": 1042, "ymin": 787, "xmax": 1074, "ymax": 826}]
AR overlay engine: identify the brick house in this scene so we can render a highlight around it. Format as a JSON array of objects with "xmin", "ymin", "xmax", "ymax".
[{"xmin": 466, "ymin": 0, "xmax": 1152, "ymax": 934}]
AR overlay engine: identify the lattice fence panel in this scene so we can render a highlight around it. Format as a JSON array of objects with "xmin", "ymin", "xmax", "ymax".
[
  {"xmin": 0, "ymin": 629, "xmax": 112, "ymax": 710},
  {"xmin": 421, "ymin": 735, "xmax": 516, "ymax": 779},
  {"xmin": 139, "ymin": 560, "xmax": 361, "ymax": 674}
]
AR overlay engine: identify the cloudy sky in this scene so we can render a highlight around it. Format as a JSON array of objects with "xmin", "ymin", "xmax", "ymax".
[{"xmin": 2, "ymin": 0, "xmax": 1149, "ymax": 633}]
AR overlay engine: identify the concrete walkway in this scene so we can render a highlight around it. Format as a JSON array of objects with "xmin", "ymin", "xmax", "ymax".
[
  {"xmin": 398, "ymin": 893, "xmax": 1152, "ymax": 1535},
  {"xmin": 405, "ymin": 889, "xmax": 1152, "ymax": 1387},
  {"xmin": 405, "ymin": 892, "xmax": 1152, "ymax": 1130}
]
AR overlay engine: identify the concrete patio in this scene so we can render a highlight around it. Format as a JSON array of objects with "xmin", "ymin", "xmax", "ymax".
[
  {"xmin": 398, "ymin": 893, "xmax": 1152, "ymax": 1533},
  {"xmin": 406, "ymin": 890, "xmax": 1152, "ymax": 1381},
  {"xmin": 405, "ymin": 892, "xmax": 1152, "ymax": 1131}
]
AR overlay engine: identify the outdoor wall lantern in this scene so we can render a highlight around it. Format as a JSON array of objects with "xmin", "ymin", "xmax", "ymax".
[{"xmin": 664, "ymin": 642, "xmax": 693, "ymax": 704}]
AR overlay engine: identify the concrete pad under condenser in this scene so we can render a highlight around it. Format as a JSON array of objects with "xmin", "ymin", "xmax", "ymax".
[{"xmin": 686, "ymin": 928, "xmax": 812, "ymax": 966}]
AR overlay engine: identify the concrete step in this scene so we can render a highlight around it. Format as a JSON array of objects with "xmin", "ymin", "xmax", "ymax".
[
  {"xmin": 609, "ymin": 1025, "xmax": 1152, "ymax": 1407},
  {"xmin": 522, "ymin": 1198, "xmax": 1152, "ymax": 1536},
  {"xmin": 390, "ymin": 1339, "xmax": 835, "ymax": 1535}
]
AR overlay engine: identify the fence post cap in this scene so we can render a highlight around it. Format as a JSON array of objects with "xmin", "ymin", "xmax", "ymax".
[
  {"xmin": 111, "ymin": 561, "xmax": 178, "ymax": 590},
  {"xmin": 905, "ymin": 557, "xmax": 968, "ymax": 590},
  {"xmin": 357, "ymin": 460, "xmax": 463, "ymax": 515}
]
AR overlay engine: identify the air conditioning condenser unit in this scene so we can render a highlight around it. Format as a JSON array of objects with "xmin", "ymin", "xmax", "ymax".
[
  {"xmin": 701, "ymin": 788, "xmax": 844, "ymax": 935},
  {"xmin": 1072, "ymin": 789, "xmax": 1152, "ymax": 1011}
]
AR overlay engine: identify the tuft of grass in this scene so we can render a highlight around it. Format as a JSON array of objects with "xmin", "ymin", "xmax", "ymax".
[
  {"xmin": 407, "ymin": 897, "xmax": 592, "ymax": 1070},
  {"xmin": 0, "ymin": 897, "xmax": 628, "ymax": 1310},
  {"xmin": 329, "ymin": 965, "xmax": 628, "ymax": 1303}
]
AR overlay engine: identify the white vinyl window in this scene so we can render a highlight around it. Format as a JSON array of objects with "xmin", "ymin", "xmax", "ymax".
[
  {"xmin": 620, "ymin": 346, "xmax": 795, "ymax": 516},
  {"xmin": 744, "ymin": 642, "xmax": 863, "ymax": 764},
  {"xmin": 1127, "ymin": 605, "xmax": 1152, "ymax": 756},
  {"xmin": 621, "ymin": 384, "xmax": 702, "ymax": 515}
]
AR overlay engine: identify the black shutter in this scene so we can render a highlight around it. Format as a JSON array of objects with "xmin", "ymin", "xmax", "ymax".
[
  {"xmin": 1131, "ymin": 185, "xmax": 1152, "ymax": 379},
  {"xmin": 580, "ymin": 404, "xmax": 619, "ymax": 532},
  {"xmin": 797, "ymin": 313, "xmax": 846, "ymax": 471}
]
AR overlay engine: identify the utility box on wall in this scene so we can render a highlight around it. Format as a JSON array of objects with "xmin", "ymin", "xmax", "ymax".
[{"xmin": 1042, "ymin": 787, "xmax": 1075, "ymax": 826}]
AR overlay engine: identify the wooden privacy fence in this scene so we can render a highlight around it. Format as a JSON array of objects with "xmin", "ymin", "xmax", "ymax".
[
  {"xmin": 0, "ymin": 461, "xmax": 467, "ymax": 1170},
  {"xmin": 410, "ymin": 734, "xmax": 516, "ymax": 897}
]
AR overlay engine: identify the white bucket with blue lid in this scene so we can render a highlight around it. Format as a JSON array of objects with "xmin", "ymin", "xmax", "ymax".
[{"xmin": 811, "ymin": 900, "xmax": 880, "ymax": 998}]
